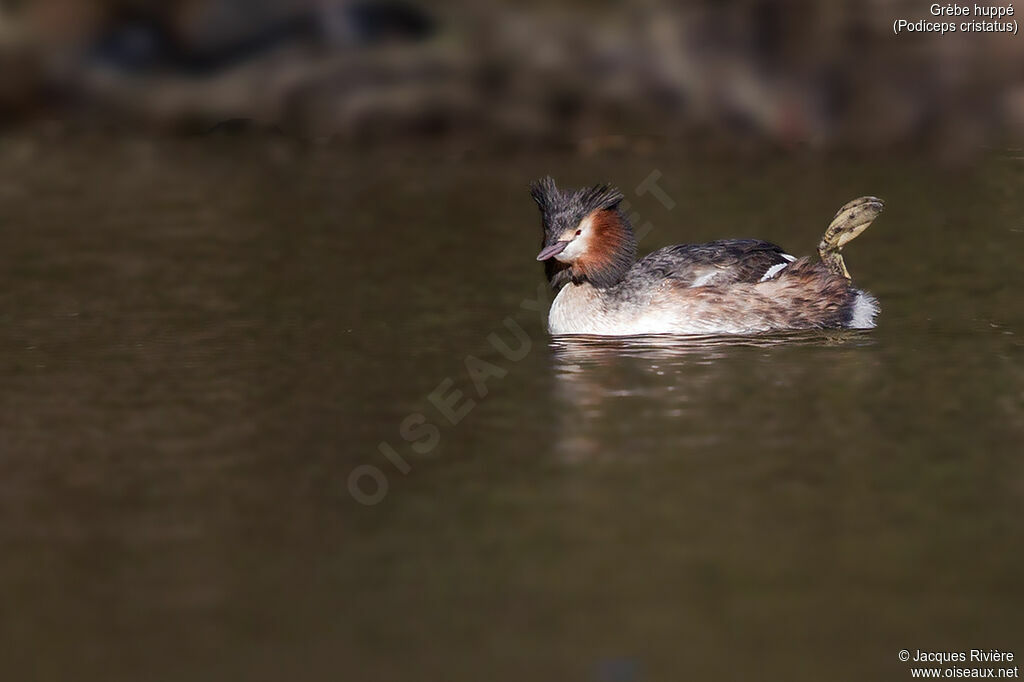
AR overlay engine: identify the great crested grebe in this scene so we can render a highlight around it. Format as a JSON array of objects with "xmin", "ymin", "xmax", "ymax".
[{"xmin": 530, "ymin": 177, "xmax": 882, "ymax": 336}]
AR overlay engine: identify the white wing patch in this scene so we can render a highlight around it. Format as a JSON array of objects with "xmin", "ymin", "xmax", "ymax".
[
  {"xmin": 759, "ymin": 262, "xmax": 789, "ymax": 282},
  {"xmin": 694, "ymin": 253, "xmax": 797, "ymax": 286},
  {"xmin": 691, "ymin": 272, "xmax": 718, "ymax": 287}
]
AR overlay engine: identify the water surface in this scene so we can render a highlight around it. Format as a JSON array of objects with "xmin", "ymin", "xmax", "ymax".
[{"xmin": 0, "ymin": 137, "xmax": 1022, "ymax": 681}]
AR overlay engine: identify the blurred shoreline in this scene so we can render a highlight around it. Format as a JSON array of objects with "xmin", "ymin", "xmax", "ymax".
[{"xmin": 3, "ymin": 1, "xmax": 1024, "ymax": 156}]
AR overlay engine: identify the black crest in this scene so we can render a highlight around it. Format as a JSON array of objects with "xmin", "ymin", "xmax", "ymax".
[
  {"xmin": 529, "ymin": 176, "xmax": 625, "ymax": 241},
  {"xmin": 536, "ymin": 175, "xmax": 622, "ymax": 225}
]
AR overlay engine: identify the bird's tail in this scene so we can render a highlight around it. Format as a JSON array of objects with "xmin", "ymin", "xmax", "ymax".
[{"xmin": 818, "ymin": 196, "xmax": 884, "ymax": 280}]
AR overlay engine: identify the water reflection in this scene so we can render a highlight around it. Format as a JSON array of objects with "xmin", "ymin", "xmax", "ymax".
[
  {"xmin": 550, "ymin": 330, "xmax": 876, "ymax": 365},
  {"xmin": 548, "ymin": 331, "xmax": 880, "ymax": 464}
]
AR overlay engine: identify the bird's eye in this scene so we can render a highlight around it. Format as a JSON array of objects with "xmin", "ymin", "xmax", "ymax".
[{"xmin": 575, "ymin": 229, "xmax": 582, "ymax": 236}]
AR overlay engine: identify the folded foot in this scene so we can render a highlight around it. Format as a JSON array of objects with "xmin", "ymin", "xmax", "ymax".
[{"xmin": 818, "ymin": 196, "xmax": 884, "ymax": 279}]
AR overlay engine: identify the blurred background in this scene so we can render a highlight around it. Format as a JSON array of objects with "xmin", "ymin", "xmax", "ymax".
[
  {"xmin": 1, "ymin": 2, "xmax": 1023, "ymax": 682},
  {"xmin": 2, "ymin": 0, "xmax": 1024, "ymax": 153}
]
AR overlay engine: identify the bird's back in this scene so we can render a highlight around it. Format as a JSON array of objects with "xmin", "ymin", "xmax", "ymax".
[{"xmin": 625, "ymin": 239, "xmax": 795, "ymax": 290}]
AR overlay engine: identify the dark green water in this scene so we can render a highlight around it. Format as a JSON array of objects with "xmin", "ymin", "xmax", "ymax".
[{"xmin": 1, "ymin": 137, "xmax": 1022, "ymax": 681}]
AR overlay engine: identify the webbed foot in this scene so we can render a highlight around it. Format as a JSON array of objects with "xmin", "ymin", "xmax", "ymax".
[{"xmin": 818, "ymin": 196, "xmax": 884, "ymax": 280}]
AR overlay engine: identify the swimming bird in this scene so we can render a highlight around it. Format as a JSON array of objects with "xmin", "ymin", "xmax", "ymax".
[{"xmin": 530, "ymin": 177, "xmax": 882, "ymax": 335}]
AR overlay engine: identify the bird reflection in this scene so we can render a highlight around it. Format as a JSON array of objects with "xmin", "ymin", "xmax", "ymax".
[
  {"xmin": 551, "ymin": 330, "xmax": 874, "ymax": 364},
  {"xmin": 547, "ymin": 331, "xmax": 876, "ymax": 463}
]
